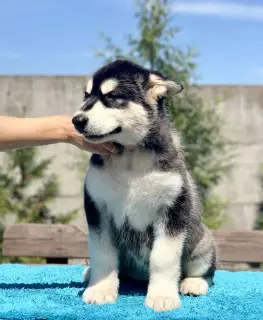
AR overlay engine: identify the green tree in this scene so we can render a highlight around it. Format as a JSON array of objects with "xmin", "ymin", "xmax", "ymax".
[
  {"xmin": 255, "ymin": 164, "xmax": 263, "ymax": 230},
  {"xmin": 96, "ymin": 0, "xmax": 230, "ymax": 228},
  {"xmin": 250, "ymin": 164, "xmax": 263, "ymax": 268},
  {"xmin": 0, "ymin": 147, "xmax": 79, "ymax": 263}
]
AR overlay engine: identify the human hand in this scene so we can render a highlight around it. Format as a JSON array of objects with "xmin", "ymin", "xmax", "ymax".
[{"xmin": 63, "ymin": 116, "xmax": 118, "ymax": 155}]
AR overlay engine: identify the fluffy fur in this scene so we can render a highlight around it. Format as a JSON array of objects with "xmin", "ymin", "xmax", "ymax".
[{"xmin": 72, "ymin": 60, "xmax": 216, "ymax": 312}]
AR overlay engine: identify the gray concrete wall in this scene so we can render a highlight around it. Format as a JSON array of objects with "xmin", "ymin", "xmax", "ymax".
[
  {"xmin": 200, "ymin": 85, "xmax": 263, "ymax": 230},
  {"xmin": 0, "ymin": 76, "xmax": 89, "ymax": 229},
  {"xmin": 0, "ymin": 76, "xmax": 263, "ymax": 231}
]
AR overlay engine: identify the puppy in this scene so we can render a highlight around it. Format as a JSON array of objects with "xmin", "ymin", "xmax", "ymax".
[{"xmin": 72, "ymin": 60, "xmax": 216, "ymax": 312}]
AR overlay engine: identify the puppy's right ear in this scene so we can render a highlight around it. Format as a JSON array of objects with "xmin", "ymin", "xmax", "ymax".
[{"xmin": 147, "ymin": 73, "xmax": 183, "ymax": 102}]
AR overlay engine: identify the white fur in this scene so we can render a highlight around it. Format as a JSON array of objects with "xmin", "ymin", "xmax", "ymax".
[
  {"xmin": 86, "ymin": 156, "xmax": 183, "ymax": 231},
  {"xmin": 100, "ymin": 78, "xmax": 118, "ymax": 95},
  {"xmin": 148, "ymin": 81, "xmax": 167, "ymax": 102},
  {"xmin": 73, "ymin": 110, "xmax": 83, "ymax": 117},
  {"xmin": 82, "ymin": 101, "xmax": 119, "ymax": 135},
  {"xmin": 185, "ymin": 256, "xmax": 210, "ymax": 278},
  {"xmin": 115, "ymin": 102, "xmax": 150, "ymax": 145},
  {"xmin": 80, "ymin": 101, "xmax": 150, "ymax": 145},
  {"xmin": 82, "ymin": 228, "xmax": 119, "ymax": 304},
  {"xmin": 180, "ymin": 277, "xmax": 208, "ymax": 296},
  {"xmin": 149, "ymin": 74, "xmax": 183, "ymax": 96},
  {"xmin": 86, "ymin": 78, "xmax": 93, "ymax": 94},
  {"xmin": 147, "ymin": 74, "xmax": 183, "ymax": 104},
  {"xmin": 145, "ymin": 231, "xmax": 185, "ymax": 312}
]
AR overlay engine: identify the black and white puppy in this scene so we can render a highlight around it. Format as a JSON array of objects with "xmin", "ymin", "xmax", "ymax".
[{"xmin": 72, "ymin": 60, "xmax": 216, "ymax": 312}]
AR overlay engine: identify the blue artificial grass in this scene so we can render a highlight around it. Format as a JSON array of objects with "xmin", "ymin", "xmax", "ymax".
[{"xmin": 0, "ymin": 264, "xmax": 262, "ymax": 320}]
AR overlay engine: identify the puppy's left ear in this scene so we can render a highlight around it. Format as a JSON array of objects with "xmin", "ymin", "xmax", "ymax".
[{"xmin": 148, "ymin": 73, "xmax": 183, "ymax": 101}]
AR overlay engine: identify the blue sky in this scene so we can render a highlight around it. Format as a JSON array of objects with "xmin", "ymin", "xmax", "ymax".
[{"xmin": 0, "ymin": 0, "xmax": 262, "ymax": 84}]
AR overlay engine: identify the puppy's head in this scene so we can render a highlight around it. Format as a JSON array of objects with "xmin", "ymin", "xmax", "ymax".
[{"xmin": 72, "ymin": 60, "xmax": 183, "ymax": 146}]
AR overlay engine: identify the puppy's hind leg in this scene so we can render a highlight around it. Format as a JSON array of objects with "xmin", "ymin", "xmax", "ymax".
[
  {"xmin": 180, "ymin": 228, "xmax": 216, "ymax": 296},
  {"xmin": 83, "ymin": 266, "xmax": 91, "ymax": 283}
]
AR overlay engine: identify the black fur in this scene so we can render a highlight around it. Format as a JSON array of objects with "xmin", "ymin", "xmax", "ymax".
[
  {"xmin": 141, "ymin": 124, "xmax": 183, "ymax": 172},
  {"xmin": 89, "ymin": 143, "xmax": 124, "ymax": 168},
  {"xmin": 90, "ymin": 154, "xmax": 104, "ymax": 168},
  {"xmin": 203, "ymin": 248, "xmax": 217, "ymax": 281},
  {"xmin": 110, "ymin": 219, "xmax": 154, "ymax": 255},
  {"xmin": 84, "ymin": 187, "xmax": 100, "ymax": 230},
  {"xmin": 82, "ymin": 60, "xmax": 154, "ymax": 117},
  {"xmin": 165, "ymin": 186, "xmax": 192, "ymax": 236}
]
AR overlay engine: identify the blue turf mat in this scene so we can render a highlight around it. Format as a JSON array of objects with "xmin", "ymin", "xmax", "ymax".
[{"xmin": 0, "ymin": 264, "xmax": 262, "ymax": 320}]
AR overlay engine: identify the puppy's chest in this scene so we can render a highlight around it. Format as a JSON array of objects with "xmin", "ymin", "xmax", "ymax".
[
  {"xmin": 86, "ymin": 153, "xmax": 166, "ymax": 230},
  {"xmin": 86, "ymin": 152, "xmax": 182, "ymax": 231},
  {"xmin": 87, "ymin": 171, "xmax": 155, "ymax": 230}
]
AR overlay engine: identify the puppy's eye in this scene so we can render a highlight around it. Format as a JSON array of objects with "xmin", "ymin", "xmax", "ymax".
[
  {"xmin": 105, "ymin": 92, "xmax": 115, "ymax": 100},
  {"xmin": 116, "ymin": 98, "xmax": 124, "ymax": 104},
  {"xmin": 105, "ymin": 93, "xmax": 124, "ymax": 103},
  {"xmin": 83, "ymin": 91, "xmax": 90, "ymax": 101}
]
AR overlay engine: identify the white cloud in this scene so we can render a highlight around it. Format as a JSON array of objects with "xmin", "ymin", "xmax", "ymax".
[{"xmin": 174, "ymin": 1, "xmax": 263, "ymax": 22}]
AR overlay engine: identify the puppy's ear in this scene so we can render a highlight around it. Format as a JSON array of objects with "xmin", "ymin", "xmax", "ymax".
[{"xmin": 147, "ymin": 73, "xmax": 183, "ymax": 102}]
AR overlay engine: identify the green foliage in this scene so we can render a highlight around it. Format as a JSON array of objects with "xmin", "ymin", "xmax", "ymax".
[
  {"xmin": 249, "ymin": 164, "xmax": 263, "ymax": 268},
  {"xmin": 0, "ymin": 147, "xmax": 79, "ymax": 263},
  {"xmin": 255, "ymin": 164, "xmax": 263, "ymax": 230},
  {"xmin": 69, "ymin": 151, "xmax": 91, "ymax": 181},
  {"xmin": 96, "ymin": 0, "xmax": 230, "ymax": 228}
]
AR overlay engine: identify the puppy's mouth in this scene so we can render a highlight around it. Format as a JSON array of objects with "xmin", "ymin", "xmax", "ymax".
[{"xmin": 84, "ymin": 126, "xmax": 122, "ymax": 141}]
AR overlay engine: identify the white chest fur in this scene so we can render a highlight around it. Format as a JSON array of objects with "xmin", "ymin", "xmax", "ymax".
[{"xmin": 85, "ymin": 151, "xmax": 183, "ymax": 231}]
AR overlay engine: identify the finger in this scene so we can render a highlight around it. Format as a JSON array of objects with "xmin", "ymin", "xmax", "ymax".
[
  {"xmin": 92, "ymin": 148, "xmax": 112, "ymax": 155},
  {"xmin": 102, "ymin": 143, "xmax": 118, "ymax": 153},
  {"xmin": 80, "ymin": 143, "xmax": 110, "ymax": 155},
  {"xmin": 81, "ymin": 140, "xmax": 117, "ymax": 155}
]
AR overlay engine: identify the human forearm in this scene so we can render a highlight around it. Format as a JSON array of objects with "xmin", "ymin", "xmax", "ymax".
[
  {"xmin": 0, "ymin": 116, "xmax": 69, "ymax": 150},
  {"xmin": 0, "ymin": 115, "xmax": 117, "ymax": 154}
]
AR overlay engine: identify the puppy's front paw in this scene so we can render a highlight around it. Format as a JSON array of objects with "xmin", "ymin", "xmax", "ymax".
[
  {"xmin": 145, "ymin": 294, "xmax": 181, "ymax": 312},
  {"xmin": 180, "ymin": 277, "xmax": 208, "ymax": 296},
  {"xmin": 82, "ymin": 286, "xmax": 118, "ymax": 305}
]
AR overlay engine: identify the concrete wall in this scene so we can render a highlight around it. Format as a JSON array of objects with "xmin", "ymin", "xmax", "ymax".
[
  {"xmin": 200, "ymin": 85, "xmax": 263, "ymax": 230},
  {"xmin": 0, "ymin": 76, "xmax": 89, "ymax": 228},
  {"xmin": 0, "ymin": 76, "xmax": 263, "ymax": 230}
]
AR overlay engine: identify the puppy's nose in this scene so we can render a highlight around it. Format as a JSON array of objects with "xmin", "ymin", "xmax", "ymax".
[{"xmin": 72, "ymin": 114, "xmax": 88, "ymax": 133}]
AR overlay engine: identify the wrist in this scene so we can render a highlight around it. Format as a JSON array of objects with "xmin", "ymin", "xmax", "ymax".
[{"xmin": 61, "ymin": 115, "xmax": 77, "ymax": 145}]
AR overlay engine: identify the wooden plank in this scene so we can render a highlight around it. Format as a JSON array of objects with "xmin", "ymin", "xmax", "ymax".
[
  {"xmin": 213, "ymin": 230, "xmax": 263, "ymax": 263},
  {"xmin": 3, "ymin": 223, "xmax": 89, "ymax": 258},
  {"xmin": 3, "ymin": 224, "xmax": 263, "ymax": 263}
]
